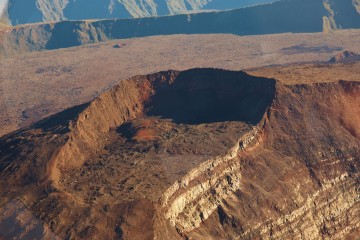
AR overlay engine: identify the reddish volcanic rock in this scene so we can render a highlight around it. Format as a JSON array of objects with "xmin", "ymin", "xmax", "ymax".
[{"xmin": 0, "ymin": 67, "xmax": 359, "ymax": 240}]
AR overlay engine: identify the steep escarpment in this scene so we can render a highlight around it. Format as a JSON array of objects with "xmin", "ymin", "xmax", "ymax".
[
  {"xmin": 0, "ymin": 67, "xmax": 359, "ymax": 239},
  {"xmin": 354, "ymin": 0, "xmax": 360, "ymax": 13},
  {"xmin": 184, "ymin": 80, "xmax": 360, "ymax": 239},
  {"xmin": 323, "ymin": 0, "xmax": 360, "ymax": 31},
  {"xmin": 46, "ymin": 78, "xmax": 146, "ymax": 183},
  {"xmin": 159, "ymin": 124, "xmax": 265, "ymax": 233},
  {"xmin": 4, "ymin": 0, "xmax": 276, "ymax": 25},
  {"xmin": 3, "ymin": 0, "xmax": 360, "ymax": 58},
  {"xmin": 0, "ymin": 3, "xmax": 9, "ymax": 28},
  {"xmin": 7, "ymin": 0, "xmax": 360, "ymax": 27}
]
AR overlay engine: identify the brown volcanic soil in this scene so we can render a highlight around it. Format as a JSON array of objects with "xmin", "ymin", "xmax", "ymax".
[
  {"xmin": 0, "ymin": 66, "xmax": 359, "ymax": 239},
  {"xmin": 1, "ymin": 30, "xmax": 360, "ymax": 137}
]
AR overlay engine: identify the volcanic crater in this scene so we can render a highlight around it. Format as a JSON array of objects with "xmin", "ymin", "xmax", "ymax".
[{"xmin": 0, "ymin": 67, "xmax": 359, "ymax": 239}]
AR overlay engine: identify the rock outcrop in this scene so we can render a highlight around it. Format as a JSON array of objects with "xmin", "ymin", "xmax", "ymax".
[
  {"xmin": 323, "ymin": 0, "xmax": 360, "ymax": 32},
  {"xmin": 354, "ymin": 0, "xmax": 360, "ymax": 13},
  {"xmin": 0, "ymin": 67, "xmax": 359, "ymax": 239},
  {"xmin": 329, "ymin": 50, "xmax": 360, "ymax": 63}
]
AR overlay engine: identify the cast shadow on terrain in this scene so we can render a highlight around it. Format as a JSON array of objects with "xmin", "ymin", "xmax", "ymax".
[
  {"xmin": 144, "ymin": 69, "xmax": 276, "ymax": 125},
  {"xmin": 0, "ymin": 103, "xmax": 90, "ymax": 172},
  {"xmin": 33, "ymin": 102, "xmax": 90, "ymax": 134},
  {"xmin": 281, "ymin": 44, "xmax": 343, "ymax": 55}
]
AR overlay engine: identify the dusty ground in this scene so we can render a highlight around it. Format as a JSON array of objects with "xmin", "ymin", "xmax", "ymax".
[
  {"xmin": 1, "ymin": 30, "xmax": 360, "ymax": 136},
  {"xmin": 248, "ymin": 62, "xmax": 360, "ymax": 84}
]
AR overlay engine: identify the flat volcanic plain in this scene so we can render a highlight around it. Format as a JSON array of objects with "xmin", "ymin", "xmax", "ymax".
[{"xmin": 1, "ymin": 30, "xmax": 360, "ymax": 136}]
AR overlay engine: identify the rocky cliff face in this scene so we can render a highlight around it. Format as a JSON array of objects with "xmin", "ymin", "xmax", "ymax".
[
  {"xmin": 0, "ymin": 0, "xmax": 360, "ymax": 56},
  {"xmin": 4, "ymin": 0, "xmax": 275, "ymax": 25},
  {"xmin": 354, "ymin": 0, "xmax": 360, "ymax": 13},
  {"xmin": 1, "ymin": 0, "xmax": 359, "ymax": 58},
  {"xmin": 323, "ymin": 0, "xmax": 360, "ymax": 32},
  {"xmin": 3, "ymin": 0, "xmax": 360, "ymax": 27},
  {"xmin": 0, "ymin": 67, "xmax": 359, "ymax": 239},
  {"xmin": 184, "ymin": 80, "xmax": 360, "ymax": 239}
]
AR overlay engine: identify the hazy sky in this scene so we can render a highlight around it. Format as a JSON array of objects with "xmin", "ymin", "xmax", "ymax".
[{"xmin": 0, "ymin": 0, "xmax": 8, "ymax": 17}]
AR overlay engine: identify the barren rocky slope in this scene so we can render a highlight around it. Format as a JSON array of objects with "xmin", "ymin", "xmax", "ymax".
[
  {"xmin": 1, "ymin": 0, "xmax": 360, "ymax": 58},
  {"xmin": 0, "ymin": 66, "xmax": 359, "ymax": 239}
]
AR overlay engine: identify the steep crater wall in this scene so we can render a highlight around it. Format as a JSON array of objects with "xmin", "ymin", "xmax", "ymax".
[
  {"xmin": 46, "ymin": 69, "xmax": 276, "ymax": 183},
  {"xmin": 182, "ymin": 80, "xmax": 360, "ymax": 239}
]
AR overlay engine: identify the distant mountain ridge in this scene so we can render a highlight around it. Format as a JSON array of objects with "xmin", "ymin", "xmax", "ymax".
[
  {"xmin": 5, "ymin": 0, "xmax": 275, "ymax": 25},
  {"xmin": 0, "ymin": 0, "xmax": 359, "ymax": 58}
]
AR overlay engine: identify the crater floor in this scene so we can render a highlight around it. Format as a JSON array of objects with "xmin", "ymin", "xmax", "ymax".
[{"xmin": 62, "ymin": 118, "xmax": 251, "ymax": 203}]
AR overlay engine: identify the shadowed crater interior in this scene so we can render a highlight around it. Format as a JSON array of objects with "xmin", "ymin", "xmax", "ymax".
[{"xmin": 145, "ymin": 69, "xmax": 276, "ymax": 125}]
